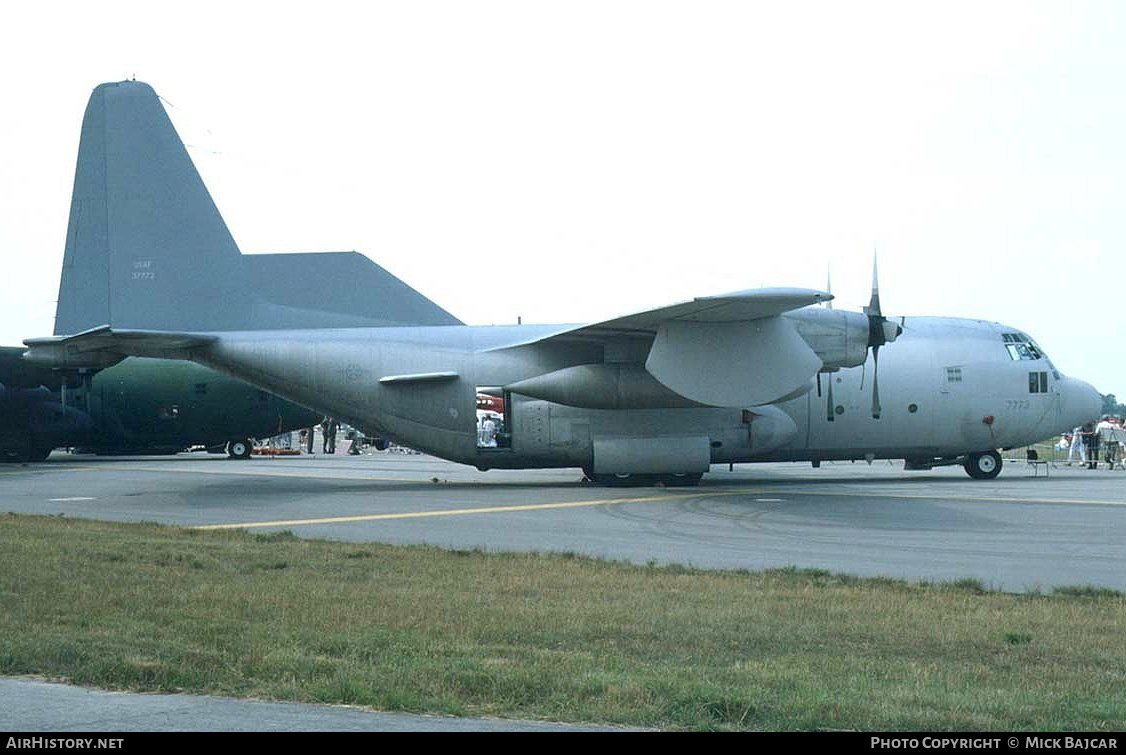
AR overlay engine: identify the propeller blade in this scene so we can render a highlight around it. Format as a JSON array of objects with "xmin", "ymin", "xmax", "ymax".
[
  {"xmin": 865, "ymin": 253, "xmax": 896, "ymax": 419},
  {"xmin": 827, "ymin": 374, "xmax": 835, "ymax": 422},
  {"xmin": 871, "ymin": 346, "xmax": 882, "ymax": 419},
  {"xmin": 864, "ymin": 255, "xmax": 903, "ymax": 343},
  {"xmin": 825, "ymin": 265, "xmax": 833, "ymax": 310},
  {"xmin": 866, "ymin": 254, "xmax": 882, "ymax": 317}
]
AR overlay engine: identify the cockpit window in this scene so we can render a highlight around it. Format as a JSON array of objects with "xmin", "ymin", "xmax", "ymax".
[{"xmin": 1002, "ymin": 332, "xmax": 1043, "ymax": 361}]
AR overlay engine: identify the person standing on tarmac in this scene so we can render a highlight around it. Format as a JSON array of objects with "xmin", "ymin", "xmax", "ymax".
[
  {"xmin": 321, "ymin": 416, "xmax": 339, "ymax": 454},
  {"xmin": 1082, "ymin": 420, "xmax": 1099, "ymax": 470},
  {"xmin": 1097, "ymin": 416, "xmax": 1119, "ymax": 470},
  {"xmin": 1066, "ymin": 425, "xmax": 1085, "ymax": 465}
]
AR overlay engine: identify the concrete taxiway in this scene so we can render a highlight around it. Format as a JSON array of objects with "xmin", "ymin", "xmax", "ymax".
[{"xmin": 3, "ymin": 449, "xmax": 1124, "ymax": 592}]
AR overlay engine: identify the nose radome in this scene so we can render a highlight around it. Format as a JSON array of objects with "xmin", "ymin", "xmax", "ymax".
[{"xmin": 1061, "ymin": 376, "xmax": 1103, "ymax": 427}]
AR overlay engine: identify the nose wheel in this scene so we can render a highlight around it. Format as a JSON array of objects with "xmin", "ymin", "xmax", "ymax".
[{"xmin": 964, "ymin": 450, "xmax": 1002, "ymax": 479}]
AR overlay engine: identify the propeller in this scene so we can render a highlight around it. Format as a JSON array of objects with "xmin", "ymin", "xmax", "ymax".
[
  {"xmin": 863, "ymin": 255, "xmax": 902, "ymax": 419},
  {"xmin": 821, "ymin": 264, "xmax": 836, "ymax": 420},
  {"xmin": 826, "ymin": 371, "xmax": 835, "ymax": 422},
  {"xmin": 816, "ymin": 371, "xmax": 836, "ymax": 422}
]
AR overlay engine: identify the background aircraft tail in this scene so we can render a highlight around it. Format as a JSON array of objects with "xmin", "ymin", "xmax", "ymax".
[{"xmin": 54, "ymin": 80, "xmax": 461, "ymax": 335}]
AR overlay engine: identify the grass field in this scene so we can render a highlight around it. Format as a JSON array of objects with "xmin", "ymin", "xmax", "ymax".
[{"xmin": 1, "ymin": 513, "xmax": 1123, "ymax": 731}]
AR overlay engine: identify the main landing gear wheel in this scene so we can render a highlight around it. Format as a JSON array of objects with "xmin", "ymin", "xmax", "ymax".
[
  {"xmin": 27, "ymin": 445, "xmax": 53, "ymax": 463},
  {"xmin": 589, "ymin": 473, "xmax": 649, "ymax": 487},
  {"xmin": 582, "ymin": 470, "xmax": 703, "ymax": 487},
  {"xmin": 227, "ymin": 439, "xmax": 253, "ymax": 460},
  {"xmin": 964, "ymin": 450, "xmax": 1002, "ymax": 480},
  {"xmin": 659, "ymin": 472, "xmax": 703, "ymax": 487}
]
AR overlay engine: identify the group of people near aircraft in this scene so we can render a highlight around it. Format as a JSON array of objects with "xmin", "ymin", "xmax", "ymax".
[
  {"xmin": 294, "ymin": 419, "xmax": 401, "ymax": 456},
  {"xmin": 297, "ymin": 417, "xmax": 352, "ymax": 454},
  {"xmin": 1062, "ymin": 417, "xmax": 1126, "ymax": 470}
]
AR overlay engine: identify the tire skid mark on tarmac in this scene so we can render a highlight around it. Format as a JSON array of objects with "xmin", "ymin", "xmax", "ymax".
[
  {"xmin": 192, "ymin": 489, "xmax": 776, "ymax": 530},
  {"xmin": 60, "ymin": 459, "xmax": 1124, "ymax": 503},
  {"xmin": 33, "ymin": 461, "xmax": 1126, "ymax": 508},
  {"xmin": 193, "ymin": 483, "xmax": 1125, "ymax": 533},
  {"xmin": 598, "ymin": 492, "xmax": 787, "ymax": 552},
  {"xmin": 27, "ymin": 462, "xmax": 1123, "ymax": 532},
  {"xmin": 606, "ymin": 492, "xmax": 1117, "ymax": 563}
]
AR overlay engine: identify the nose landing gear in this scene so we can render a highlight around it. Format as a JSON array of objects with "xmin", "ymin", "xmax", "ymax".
[{"xmin": 964, "ymin": 450, "xmax": 1002, "ymax": 480}]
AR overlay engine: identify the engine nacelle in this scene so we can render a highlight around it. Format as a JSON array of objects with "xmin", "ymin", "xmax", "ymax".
[
  {"xmin": 786, "ymin": 308, "xmax": 871, "ymax": 371},
  {"xmin": 506, "ymin": 364, "xmax": 703, "ymax": 410}
]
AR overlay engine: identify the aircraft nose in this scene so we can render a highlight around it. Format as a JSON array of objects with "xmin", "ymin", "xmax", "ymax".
[{"xmin": 1060, "ymin": 376, "xmax": 1103, "ymax": 428}]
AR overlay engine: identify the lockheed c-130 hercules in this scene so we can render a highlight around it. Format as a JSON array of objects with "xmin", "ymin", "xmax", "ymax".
[{"xmin": 24, "ymin": 81, "xmax": 1102, "ymax": 483}]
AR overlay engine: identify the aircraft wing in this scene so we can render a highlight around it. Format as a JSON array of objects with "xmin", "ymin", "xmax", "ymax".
[
  {"xmin": 24, "ymin": 326, "xmax": 218, "ymax": 369},
  {"xmin": 495, "ymin": 287, "xmax": 830, "ymax": 408},
  {"xmin": 514, "ymin": 287, "xmax": 831, "ymax": 342}
]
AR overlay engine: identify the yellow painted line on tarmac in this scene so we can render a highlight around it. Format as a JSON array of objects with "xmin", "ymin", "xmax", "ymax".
[
  {"xmin": 16, "ymin": 459, "xmax": 1126, "ymax": 507},
  {"xmin": 82, "ymin": 463, "xmax": 1126, "ymax": 507},
  {"xmin": 194, "ymin": 484, "xmax": 1126, "ymax": 531},
  {"xmin": 193, "ymin": 490, "xmax": 767, "ymax": 530}
]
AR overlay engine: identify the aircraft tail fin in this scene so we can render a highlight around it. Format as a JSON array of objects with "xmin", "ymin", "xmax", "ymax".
[
  {"xmin": 55, "ymin": 81, "xmax": 248, "ymax": 335},
  {"xmin": 53, "ymin": 81, "xmax": 462, "ymax": 335}
]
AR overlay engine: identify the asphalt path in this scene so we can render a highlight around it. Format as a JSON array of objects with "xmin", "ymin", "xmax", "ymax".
[{"xmin": 0, "ymin": 677, "xmax": 633, "ymax": 732}]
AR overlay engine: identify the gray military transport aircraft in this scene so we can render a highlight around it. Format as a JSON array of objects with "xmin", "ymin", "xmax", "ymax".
[{"xmin": 24, "ymin": 81, "xmax": 1102, "ymax": 483}]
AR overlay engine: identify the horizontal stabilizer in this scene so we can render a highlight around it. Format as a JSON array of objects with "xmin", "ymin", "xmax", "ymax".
[
  {"xmin": 24, "ymin": 326, "xmax": 216, "ymax": 369},
  {"xmin": 242, "ymin": 252, "xmax": 463, "ymax": 328}
]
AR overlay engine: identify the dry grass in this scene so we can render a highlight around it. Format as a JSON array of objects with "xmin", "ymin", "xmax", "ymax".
[{"xmin": 1, "ymin": 514, "xmax": 1123, "ymax": 730}]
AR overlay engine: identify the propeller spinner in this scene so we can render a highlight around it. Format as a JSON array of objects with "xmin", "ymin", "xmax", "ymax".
[{"xmin": 862, "ymin": 256, "xmax": 902, "ymax": 419}]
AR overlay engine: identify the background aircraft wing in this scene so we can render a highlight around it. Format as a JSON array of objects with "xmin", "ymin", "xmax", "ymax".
[{"xmin": 24, "ymin": 327, "xmax": 217, "ymax": 370}]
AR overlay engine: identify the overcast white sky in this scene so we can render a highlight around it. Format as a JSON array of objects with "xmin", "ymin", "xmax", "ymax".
[{"xmin": 2, "ymin": 1, "xmax": 1124, "ymax": 399}]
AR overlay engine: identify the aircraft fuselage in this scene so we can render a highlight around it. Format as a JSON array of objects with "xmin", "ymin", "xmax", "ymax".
[
  {"xmin": 188, "ymin": 312, "xmax": 1100, "ymax": 477},
  {"xmin": 24, "ymin": 80, "xmax": 1103, "ymax": 481}
]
